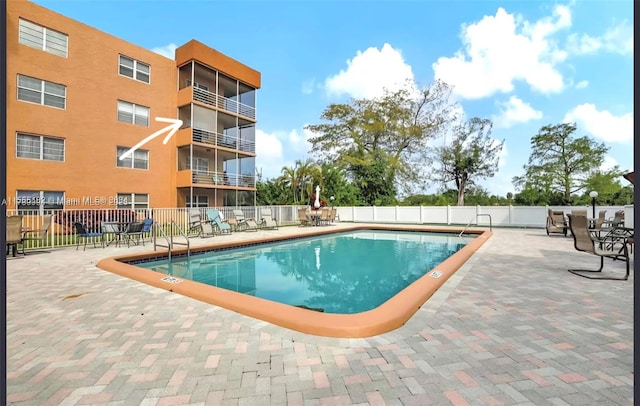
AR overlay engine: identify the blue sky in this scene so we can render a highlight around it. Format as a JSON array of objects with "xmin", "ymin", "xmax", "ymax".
[{"xmin": 35, "ymin": 0, "xmax": 634, "ymax": 197}]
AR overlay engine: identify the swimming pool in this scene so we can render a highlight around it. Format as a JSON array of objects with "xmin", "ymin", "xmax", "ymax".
[
  {"xmin": 97, "ymin": 224, "xmax": 492, "ymax": 337},
  {"xmin": 134, "ymin": 230, "xmax": 467, "ymax": 314}
]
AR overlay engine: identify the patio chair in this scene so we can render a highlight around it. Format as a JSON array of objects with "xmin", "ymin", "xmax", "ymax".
[
  {"xmin": 592, "ymin": 210, "xmax": 607, "ymax": 230},
  {"xmin": 319, "ymin": 208, "xmax": 332, "ymax": 226},
  {"xmin": 74, "ymin": 222, "xmax": 103, "ymax": 250},
  {"xmin": 259, "ymin": 208, "xmax": 278, "ymax": 230},
  {"xmin": 604, "ymin": 210, "xmax": 625, "ymax": 229},
  {"xmin": 207, "ymin": 209, "xmax": 232, "ymax": 235},
  {"xmin": 22, "ymin": 214, "xmax": 52, "ymax": 251},
  {"xmin": 546, "ymin": 209, "xmax": 567, "ymax": 236},
  {"xmin": 6, "ymin": 215, "xmax": 25, "ymax": 257},
  {"xmin": 188, "ymin": 209, "xmax": 213, "ymax": 237},
  {"xmin": 232, "ymin": 209, "xmax": 258, "ymax": 231},
  {"xmin": 121, "ymin": 222, "xmax": 145, "ymax": 247},
  {"xmin": 566, "ymin": 214, "xmax": 631, "ymax": 281},
  {"xmin": 298, "ymin": 207, "xmax": 312, "ymax": 227},
  {"xmin": 140, "ymin": 218, "xmax": 153, "ymax": 243},
  {"xmin": 330, "ymin": 207, "xmax": 338, "ymax": 223}
]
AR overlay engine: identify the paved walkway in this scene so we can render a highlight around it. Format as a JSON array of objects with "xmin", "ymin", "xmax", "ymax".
[{"xmin": 6, "ymin": 225, "xmax": 634, "ymax": 405}]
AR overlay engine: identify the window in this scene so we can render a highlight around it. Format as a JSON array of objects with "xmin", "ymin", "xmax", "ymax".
[
  {"xmin": 117, "ymin": 193, "xmax": 149, "ymax": 210},
  {"xmin": 16, "ymin": 133, "xmax": 64, "ymax": 161},
  {"xmin": 119, "ymin": 55, "xmax": 150, "ymax": 83},
  {"xmin": 116, "ymin": 146, "xmax": 148, "ymax": 169},
  {"xmin": 18, "ymin": 18, "xmax": 68, "ymax": 57},
  {"xmin": 117, "ymin": 100, "xmax": 149, "ymax": 126},
  {"xmin": 17, "ymin": 75, "xmax": 66, "ymax": 109},
  {"xmin": 186, "ymin": 195, "xmax": 209, "ymax": 208},
  {"xmin": 16, "ymin": 190, "xmax": 64, "ymax": 212},
  {"xmin": 186, "ymin": 156, "xmax": 209, "ymax": 173}
]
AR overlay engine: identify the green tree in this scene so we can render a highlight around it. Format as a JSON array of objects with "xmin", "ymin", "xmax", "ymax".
[
  {"xmin": 433, "ymin": 118, "xmax": 504, "ymax": 206},
  {"xmin": 306, "ymin": 80, "xmax": 457, "ymax": 200},
  {"xmin": 512, "ymin": 123, "xmax": 610, "ymax": 204},
  {"xmin": 279, "ymin": 166, "xmax": 298, "ymax": 202}
]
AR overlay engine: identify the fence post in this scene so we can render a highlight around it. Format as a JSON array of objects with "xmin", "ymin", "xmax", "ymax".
[
  {"xmin": 420, "ymin": 205, "xmax": 423, "ymax": 224},
  {"xmin": 372, "ymin": 206, "xmax": 376, "ymax": 223},
  {"xmin": 447, "ymin": 205, "xmax": 451, "ymax": 225}
]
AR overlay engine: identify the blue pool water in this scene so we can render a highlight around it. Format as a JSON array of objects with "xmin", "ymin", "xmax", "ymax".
[{"xmin": 134, "ymin": 230, "xmax": 469, "ymax": 314}]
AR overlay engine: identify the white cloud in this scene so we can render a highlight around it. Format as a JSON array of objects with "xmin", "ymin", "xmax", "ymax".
[
  {"xmin": 575, "ymin": 80, "xmax": 589, "ymax": 89},
  {"xmin": 492, "ymin": 96, "xmax": 543, "ymax": 128},
  {"xmin": 432, "ymin": 5, "xmax": 571, "ymax": 99},
  {"xmin": 563, "ymin": 103, "xmax": 633, "ymax": 143},
  {"xmin": 324, "ymin": 43, "xmax": 415, "ymax": 99},
  {"xmin": 600, "ymin": 155, "xmax": 618, "ymax": 172},
  {"xmin": 255, "ymin": 126, "xmax": 317, "ymax": 180},
  {"xmin": 566, "ymin": 20, "xmax": 633, "ymax": 56},
  {"xmin": 151, "ymin": 43, "xmax": 177, "ymax": 59},
  {"xmin": 255, "ymin": 129, "xmax": 284, "ymax": 180}
]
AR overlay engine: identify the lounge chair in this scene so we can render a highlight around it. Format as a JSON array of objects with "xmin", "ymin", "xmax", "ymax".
[
  {"xmin": 566, "ymin": 214, "xmax": 631, "ymax": 280},
  {"xmin": 232, "ymin": 209, "xmax": 258, "ymax": 231},
  {"xmin": 546, "ymin": 209, "xmax": 567, "ymax": 236},
  {"xmin": 6, "ymin": 215, "xmax": 24, "ymax": 256},
  {"xmin": 207, "ymin": 209, "xmax": 232, "ymax": 235},
  {"xmin": 74, "ymin": 222, "xmax": 103, "ymax": 250},
  {"xmin": 298, "ymin": 207, "xmax": 312, "ymax": 227},
  {"xmin": 188, "ymin": 209, "xmax": 214, "ymax": 237},
  {"xmin": 259, "ymin": 209, "xmax": 278, "ymax": 230},
  {"xmin": 22, "ymin": 214, "xmax": 52, "ymax": 251}
]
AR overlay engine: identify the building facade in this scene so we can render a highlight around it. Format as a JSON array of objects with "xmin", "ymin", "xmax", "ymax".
[{"xmin": 6, "ymin": 0, "xmax": 260, "ymax": 212}]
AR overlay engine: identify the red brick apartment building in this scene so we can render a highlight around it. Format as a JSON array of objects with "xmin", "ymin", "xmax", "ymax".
[{"xmin": 6, "ymin": 0, "xmax": 261, "ymax": 211}]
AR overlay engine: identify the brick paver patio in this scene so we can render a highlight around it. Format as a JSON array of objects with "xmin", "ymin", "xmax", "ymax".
[{"xmin": 6, "ymin": 225, "xmax": 633, "ymax": 405}]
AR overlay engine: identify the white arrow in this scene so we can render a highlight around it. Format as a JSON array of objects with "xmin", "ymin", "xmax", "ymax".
[{"xmin": 118, "ymin": 117, "xmax": 183, "ymax": 160}]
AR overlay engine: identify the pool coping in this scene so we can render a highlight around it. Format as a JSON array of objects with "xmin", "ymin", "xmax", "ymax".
[{"xmin": 96, "ymin": 224, "xmax": 492, "ymax": 338}]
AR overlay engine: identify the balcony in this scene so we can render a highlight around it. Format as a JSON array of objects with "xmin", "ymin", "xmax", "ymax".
[
  {"xmin": 177, "ymin": 169, "xmax": 255, "ymax": 188},
  {"xmin": 192, "ymin": 128, "xmax": 255, "ymax": 153},
  {"xmin": 193, "ymin": 87, "xmax": 256, "ymax": 120}
]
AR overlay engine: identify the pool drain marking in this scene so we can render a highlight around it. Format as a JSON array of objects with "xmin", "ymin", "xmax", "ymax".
[
  {"xmin": 161, "ymin": 276, "xmax": 182, "ymax": 284},
  {"xmin": 429, "ymin": 270, "xmax": 443, "ymax": 279}
]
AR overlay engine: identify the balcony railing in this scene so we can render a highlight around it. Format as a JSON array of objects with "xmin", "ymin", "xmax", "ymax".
[
  {"xmin": 190, "ymin": 170, "xmax": 255, "ymax": 188},
  {"xmin": 192, "ymin": 128, "xmax": 256, "ymax": 153},
  {"xmin": 193, "ymin": 87, "xmax": 256, "ymax": 120}
]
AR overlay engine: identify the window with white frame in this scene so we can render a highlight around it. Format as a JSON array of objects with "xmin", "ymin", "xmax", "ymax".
[
  {"xmin": 18, "ymin": 18, "xmax": 68, "ymax": 57},
  {"xmin": 17, "ymin": 75, "xmax": 66, "ymax": 109},
  {"xmin": 16, "ymin": 133, "xmax": 64, "ymax": 161},
  {"xmin": 116, "ymin": 146, "xmax": 148, "ymax": 169},
  {"xmin": 16, "ymin": 190, "xmax": 64, "ymax": 212},
  {"xmin": 116, "ymin": 193, "xmax": 149, "ymax": 210},
  {"xmin": 119, "ymin": 55, "xmax": 150, "ymax": 83},
  {"xmin": 117, "ymin": 100, "xmax": 149, "ymax": 126},
  {"xmin": 185, "ymin": 156, "xmax": 209, "ymax": 173},
  {"xmin": 186, "ymin": 195, "xmax": 209, "ymax": 208}
]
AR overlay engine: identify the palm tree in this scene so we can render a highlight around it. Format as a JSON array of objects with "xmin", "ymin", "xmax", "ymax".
[{"xmin": 280, "ymin": 166, "xmax": 298, "ymax": 203}]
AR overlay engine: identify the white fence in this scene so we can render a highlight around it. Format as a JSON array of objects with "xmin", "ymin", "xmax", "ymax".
[
  {"xmin": 335, "ymin": 205, "xmax": 634, "ymax": 229},
  {"xmin": 6, "ymin": 204, "xmax": 633, "ymax": 251}
]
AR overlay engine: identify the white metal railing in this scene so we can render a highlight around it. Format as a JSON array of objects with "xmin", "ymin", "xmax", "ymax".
[
  {"xmin": 5, "ymin": 205, "xmax": 633, "ymax": 251},
  {"xmin": 192, "ymin": 127, "xmax": 256, "ymax": 153},
  {"xmin": 193, "ymin": 87, "xmax": 256, "ymax": 120},
  {"xmin": 189, "ymin": 170, "xmax": 255, "ymax": 188}
]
